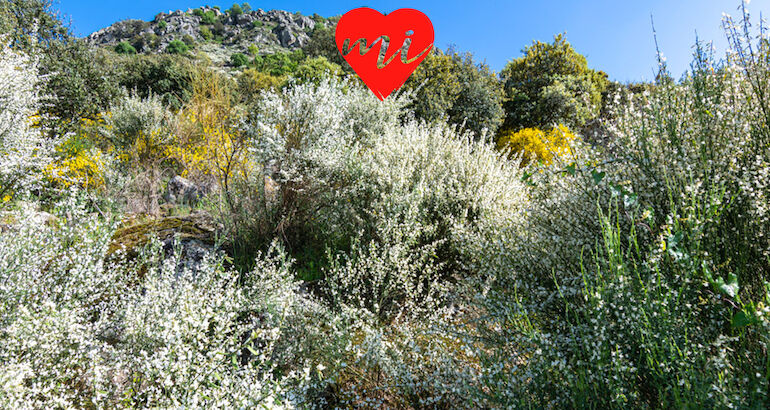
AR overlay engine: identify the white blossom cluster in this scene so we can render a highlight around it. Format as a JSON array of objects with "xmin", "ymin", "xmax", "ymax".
[{"xmin": 0, "ymin": 40, "xmax": 52, "ymax": 197}]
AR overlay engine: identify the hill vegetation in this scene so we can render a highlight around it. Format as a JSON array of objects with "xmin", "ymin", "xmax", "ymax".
[{"xmin": 2, "ymin": 0, "xmax": 770, "ymax": 408}]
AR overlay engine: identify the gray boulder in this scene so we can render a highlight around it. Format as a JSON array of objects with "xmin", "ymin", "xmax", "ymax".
[{"xmin": 164, "ymin": 176, "xmax": 212, "ymax": 205}]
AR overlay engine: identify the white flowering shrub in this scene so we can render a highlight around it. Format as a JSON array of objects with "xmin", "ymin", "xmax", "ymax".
[
  {"xmin": 223, "ymin": 78, "xmax": 410, "ymax": 268},
  {"xmin": 0, "ymin": 194, "xmax": 350, "ymax": 408},
  {"xmin": 242, "ymin": 78, "xmax": 528, "ymax": 321},
  {"xmin": 465, "ymin": 8, "xmax": 770, "ymax": 407},
  {"xmin": 0, "ymin": 41, "xmax": 51, "ymax": 199}
]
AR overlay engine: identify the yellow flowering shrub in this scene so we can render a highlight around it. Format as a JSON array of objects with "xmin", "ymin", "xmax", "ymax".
[
  {"xmin": 44, "ymin": 119, "xmax": 108, "ymax": 190},
  {"xmin": 45, "ymin": 148, "xmax": 107, "ymax": 189},
  {"xmin": 167, "ymin": 109, "xmax": 253, "ymax": 180},
  {"xmin": 168, "ymin": 67, "xmax": 256, "ymax": 185},
  {"xmin": 496, "ymin": 124, "xmax": 576, "ymax": 166}
]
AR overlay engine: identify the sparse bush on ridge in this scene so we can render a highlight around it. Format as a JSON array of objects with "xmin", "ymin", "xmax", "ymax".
[{"xmin": 165, "ymin": 39, "xmax": 188, "ymax": 54}]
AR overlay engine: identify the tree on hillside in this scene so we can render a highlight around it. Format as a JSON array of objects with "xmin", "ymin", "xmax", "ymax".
[
  {"xmin": 1, "ymin": 0, "xmax": 123, "ymax": 132},
  {"xmin": 500, "ymin": 34, "xmax": 608, "ymax": 132},
  {"xmin": 40, "ymin": 41, "xmax": 124, "ymax": 128},
  {"xmin": 302, "ymin": 19, "xmax": 351, "ymax": 72},
  {"xmin": 403, "ymin": 49, "xmax": 504, "ymax": 138},
  {"xmin": 0, "ymin": 0, "xmax": 68, "ymax": 52},
  {"xmin": 228, "ymin": 3, "xmax": 242, "ymax": 17}
]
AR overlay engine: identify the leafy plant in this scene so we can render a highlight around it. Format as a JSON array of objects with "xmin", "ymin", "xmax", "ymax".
[
  {"xmin": 200, "ymin": 26, "xmax": 213, "ymax": 41},
  {"xmin": 404, "ymin": 48, "xmax": 504, "ymax": 138},
  {"xmin": 230, "ymin": 52, "xmax": 249, "ymax": 67},
  {"xmin": 114, "ymin": 41, "xmax": 136, "ymax": 54},
  {"xmin": 228, "ymin": 3, "xmax": 242, "ymax": 17},
  {"xmin": 165, "ymin": 39, "xmax": 189, "ymax": 54},
  {"xmin": 500, "ymin": 33, "xmax": 608, "ymax": 132}
]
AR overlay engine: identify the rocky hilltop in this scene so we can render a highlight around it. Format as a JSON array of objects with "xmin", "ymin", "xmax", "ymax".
[{"xmin": 86, "ymin": 5, "xmax": 331, "ymax": 63}]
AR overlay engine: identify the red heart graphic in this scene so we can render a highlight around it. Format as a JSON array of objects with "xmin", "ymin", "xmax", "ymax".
[{"xmin": 336, "ymin": 8, "xmax": 434, "ymax": 100}]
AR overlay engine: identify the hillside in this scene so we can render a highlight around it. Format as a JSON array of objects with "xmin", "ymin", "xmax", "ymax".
[
  {"xmin": 85, "ymin": 5, "xmax": 332, "ymax": 65},
  {"xmin": 4, "ymin": 0, "xmax": 770, "ymax": 407}
]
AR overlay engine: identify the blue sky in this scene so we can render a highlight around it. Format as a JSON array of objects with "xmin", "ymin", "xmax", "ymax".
[{"xmin": 58, "ymin": 0, "xmax": 770, "ymax": 82}]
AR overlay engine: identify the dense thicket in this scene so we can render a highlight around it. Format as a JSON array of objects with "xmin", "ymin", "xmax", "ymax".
[{"xmin": 3, "ymin": 1, "xmax": 770, "ymax": 408}]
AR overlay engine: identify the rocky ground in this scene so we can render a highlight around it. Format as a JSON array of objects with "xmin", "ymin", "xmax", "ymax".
[{"xmin": 85, "ymin": 6, "xmax": 330, "ymax": 62}]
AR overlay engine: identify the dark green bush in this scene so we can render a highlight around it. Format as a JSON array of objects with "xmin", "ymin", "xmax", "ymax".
[
  {"xmin": 252, "ymin": 50, "xmax": 305, "ymax": 76},
  {"xmin": 230, "ymin": 52, "xmax": 249, "ymax": 67},
  {"xmin": 165, "ymin": 40, "xmax": 189, "ymax": 54},
  {"xmin": 114, "ymin": 41, "xmax": 137, "ymax": 55},
  {"xmin": 228, "ymin": 3, "xmax": 242, "ymax": 16},
  {"xmin": 39, "ymin": 41, "xmax": 124, "ymax": 131},
  {"xmin": 157, "ymin": 20, "xmax": 167, "ymax": 30},
  {"xmin": 201, "ymin": 10, "xmax": 217, "ymax": 25},
  {"xmin": 0, "ymin": 0, "xmax": 68, "ymax": 53},
  {"xmin": 403, "ymin": 49, "xmax": 504, "ymax": 138},
  {"xmin": 116, "ymin": 54, "xmax": 194, "ymax": 110},
  {"xmin": 500, "ymin": 33, "xmax": 608, "ymax": 132},
  {"xmin": 130, "ymin": 32, "xmax": 159, "ymax": 52},
  {"xmin": 212, "ymin": 21, "xmax": 225, "ymax": 36}
]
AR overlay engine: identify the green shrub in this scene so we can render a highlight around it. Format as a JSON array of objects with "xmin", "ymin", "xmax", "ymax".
[
  {"xmin": 157, "ymin": 20, "xmax": 167, "ymax": 30},
  {"xmin": 237, "ymin": 68, "xmax": 284, "ymax": 103},
  {"xmin": 292, "ymin": 56, "xmax": 341, "ymax": 84},
  {"xmin": 230, "ymin": 52, "xmax": 249, "ymax": 67},
  {"xmin": 403, "ymin": 49, "xmax": 504, "ymax": 138},
  {"xmin": 105, "ymin": 93, "xmax": 169, "ymax": 152},
  {"xmin": 241, "ymin": 2, "xmax": 251, "ymax": 13},
  {"xmin": 116, "ymin": 54, "xmax": 193, "ymax": 110},
  {"xmin": 39, "ymin": 41, "xmax": 123, "ymax": 131},
  {"xmin": 114, "ymin": 41, "xmax": 136, "ymax": 55},
  {"xmin": 212, "ymin": 20, "xmax": 225, "ymax": 36},
  {"xmin": 192, "ymin": 8, "xmax": 204, "ymax": 17},
  {"xmin": 201, "ymin": 10, "xmax": 217, "ymax": 25},
  {"xmin": 228, "ymin": 3, "xmax": 242, "ymax": 16},
  {"xmin": 130, "ymin": 32, "xmax": 159, "ymax": 52},
  {"xmin": 0, "ymin": 0, "xmax": 69, "ymax": 54},
  {"xmin": 200, "ymin": 26, "xmax": 213, "ymax": 41},
  {"xmin": 500, "ymin": 33, "xmax": 608, "ymax": 132},
  {"xmin": 252, "ymin": 50, "xmax": 305, "ymax": 76},
  {"xmin": 181, "ymin": 34, "xmax": 195, "ymax": 47},
  {"xmin": 247, "ymin": 44, "xmax": 259, "ymax": 55},
  {"xmin": 165, "ymin": 39, "xmax": 188, "ymax": 54}
]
